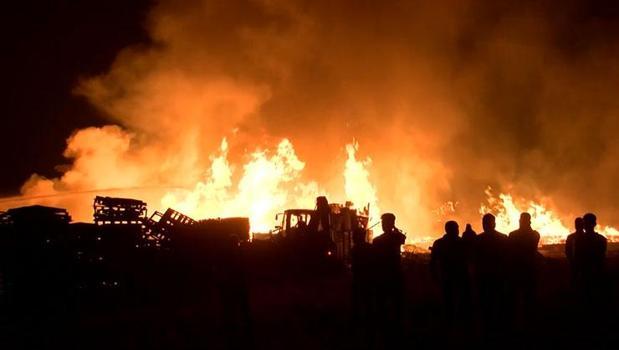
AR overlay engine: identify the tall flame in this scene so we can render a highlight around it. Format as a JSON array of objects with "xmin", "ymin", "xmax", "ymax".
[
  {"xmin": 3, "ymin": 128, "xmax": 617, "ymax": 245},
  {"xmin": 161, "ymin": 138, "xmax": 320, "ymax": 233},
  {"xmin": 162, "ymin": 138, "xmax": 382, "ymax": 233},
  {"xmin": 344, "ymin": 141, "xmax": 380, "ymax": 224}
]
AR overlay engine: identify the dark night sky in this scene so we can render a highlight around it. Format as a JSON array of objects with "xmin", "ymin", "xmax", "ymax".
[{"xmin": 1, "ymin": 0, "xmax": 151, "ymax": 196}]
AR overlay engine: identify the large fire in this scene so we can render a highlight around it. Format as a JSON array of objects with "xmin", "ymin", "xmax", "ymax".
[
  {"xmin": 161, "ymin": 138, "xmax": 381, "ymax": 233},
  {"xmin": 3, "ymin": 133, "xmax": 617, "ymax": 245},
  {"xmin": 160, "ymin": 138, "xmax": 321, "ymax": 233}
]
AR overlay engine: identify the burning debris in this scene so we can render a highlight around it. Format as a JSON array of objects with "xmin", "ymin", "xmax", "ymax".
[{"xmin": 4, "ymin": 129, "xmax": 617, "ymax": 246}]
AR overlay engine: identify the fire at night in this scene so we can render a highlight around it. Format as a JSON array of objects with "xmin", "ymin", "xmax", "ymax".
[
  {"xmin": 2, "ymin": 137, "xmax": 618, "ymax": 246},
  {"xmin": 3, "ymin": 0, "xmax": 619, "ymax": 348}
]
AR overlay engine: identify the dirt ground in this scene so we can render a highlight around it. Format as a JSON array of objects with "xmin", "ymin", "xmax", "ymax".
[{"xmin": 3, "ymin": 247, "xmax": 619, "ymax": 349}]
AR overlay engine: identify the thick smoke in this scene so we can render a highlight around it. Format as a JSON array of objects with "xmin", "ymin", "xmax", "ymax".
[{"xmin": 6, "ymin": 0, "xmax": 619, "ymax": 236}]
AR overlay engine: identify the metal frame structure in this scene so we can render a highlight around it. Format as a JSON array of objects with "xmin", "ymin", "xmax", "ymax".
[{"xmin": 142, "ymin": 208, "xmax": 197, "ymax": 246}]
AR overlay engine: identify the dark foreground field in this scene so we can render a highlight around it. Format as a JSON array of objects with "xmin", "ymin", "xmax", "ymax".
[{"xmin": 2, "ymin": 247, "xmax": 619, "ymax": 350}]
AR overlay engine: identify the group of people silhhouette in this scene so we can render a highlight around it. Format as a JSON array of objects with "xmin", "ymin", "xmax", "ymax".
[
  {"xmin": 351, "ymin": 210, "xmax": 610, "ymax": 342},
  {"xmin": 434, "ymin": 212, "xmax": 609, "ymax": 332},
  {"xmin": 565, "ymin": 214, "xmax": 609, "ymax": 310}
]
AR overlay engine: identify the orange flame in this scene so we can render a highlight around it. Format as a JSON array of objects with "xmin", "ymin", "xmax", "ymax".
[
  {"xmin": 161, "ymin": 138, "xmax": 383, "ymax": 234},
  {"xmin": 344, "ymin": 141, "xmax": 380, "ymax": 224},
  {"xmin": 3, "ymin": 128, "xmax": 617, "ymax": 246},
  {"xmin": 481, "ymin": 187, "xmax": 619, "ymax": 244},
  {"xmin": 161, "ymin": 138, "xmax": 321, "ymax": 232}
]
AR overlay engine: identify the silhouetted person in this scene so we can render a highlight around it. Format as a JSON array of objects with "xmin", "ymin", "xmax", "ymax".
[
  {"xmin": 475, "ymin": 213, "xmax": 508, "ymax": 331},
  {"xmin": 308, "ymin": 196, "xmax": 335, "ymax": 262},
  {"xmin": 462, "ymin": 223, "xmax": 477, "ymax": 244},
  {"xmin": 351, "ymin": 227, "xmax": 375, "ymax": 346},
  {"xmin": 565, "ymin": 217, "xmax": 585, "ymax": 288},
  {"xmin": 308, "ymin": 196, "xmax": 331, "ymax": 234},
  {"xmin": 431, "ymin": 221, "xmax": 470, "ymax": 325},
  {"xmin": 461, "ymin": 223, "xmax": 477, "ymax": 318},
  {"xmin": 461, "ymin": 223, "xmax": 477, "ymax": 263},
  {"xmin": 574, "ymin": 213, "xmax": 607, "ymax": 312},
  {"xmin": 372, "ymin": 213, "xmax": 406, "ymax": 344},
  {"xmin": 508, "ymin": 212, "xmax": 540, "ymax": 326}
]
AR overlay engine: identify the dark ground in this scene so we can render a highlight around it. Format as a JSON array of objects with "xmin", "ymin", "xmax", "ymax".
[{"xmin": 2, "ymin": 244, "xmax": 619, "ymax": 350}]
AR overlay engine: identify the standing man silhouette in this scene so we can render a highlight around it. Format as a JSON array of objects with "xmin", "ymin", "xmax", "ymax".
[
  {"xmin": 574, "ymin": 213, "xmax": 607, "ymax": 312},
  {"xmin": 307, "ymin": 196, "xmax": 335, "ymax": 266},
  {"xmin": 461, "ymin": 223, "xmax": 477, "ymax": 273},
  {"xmin": 462, "ymin": 223, "xmax": 477, "ymax": 251},
  {"xmin": 565, "ymin": 217, "xmax": 585, "ymax": 288},
  {"xmin": 431, "ymin": 221, "xmax": 470, "ymax": 325},
  {"xmin": 373, "ymin": 213, "xmax": 406, "ymax": 344},
  {"xmin": 508, "ymin": 212, "xmax": 540, "ymax": 326},
  {"xmin": 475, "ymin": 213, "xmax": 508, "ymax": 331}
]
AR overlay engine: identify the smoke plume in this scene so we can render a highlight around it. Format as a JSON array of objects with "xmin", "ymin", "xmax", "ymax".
[{"xmin": 5, "ymin": 0, "xmax": 619, "ymax": 238}]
